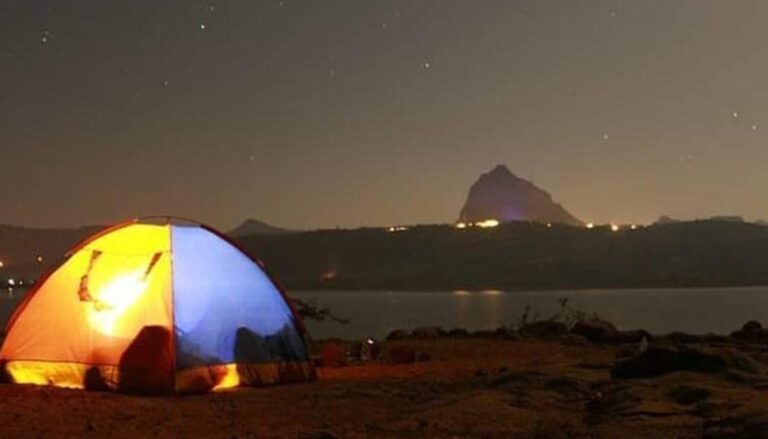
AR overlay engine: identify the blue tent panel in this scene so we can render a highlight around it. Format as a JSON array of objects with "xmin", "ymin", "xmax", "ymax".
[{"xmin": 170, "ymin": 225, "xmax": 307, "ymax": 369}]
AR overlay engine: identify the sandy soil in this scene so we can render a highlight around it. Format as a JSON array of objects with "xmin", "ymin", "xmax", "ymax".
[{"xmin": 0, "ymin": 338, "xmax": 766, "ymax": 439}]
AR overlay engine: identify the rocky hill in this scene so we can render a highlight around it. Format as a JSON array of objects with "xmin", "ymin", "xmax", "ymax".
[{"xmin": 459, "ymin": 165, "xmax": 582, "ymax": 226}]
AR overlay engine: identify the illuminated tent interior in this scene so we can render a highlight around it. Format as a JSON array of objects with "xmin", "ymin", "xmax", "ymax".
[{"xmin": 0, "ymin": 217, "xmax": 314, "ymax": 394}]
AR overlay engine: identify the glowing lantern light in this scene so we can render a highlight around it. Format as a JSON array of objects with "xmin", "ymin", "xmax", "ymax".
[
  {"xmin": 86, "ymin": 269, "xmax": 149, "ymax": 337},
  {"xmin": 455, "ymin": 222, "xmax": 467, "ymax": 229}
]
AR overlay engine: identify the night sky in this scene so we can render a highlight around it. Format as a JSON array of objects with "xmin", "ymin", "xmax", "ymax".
[{"xmin": 2, "ymin": 1, "xmax": 767, "ymax": 230}]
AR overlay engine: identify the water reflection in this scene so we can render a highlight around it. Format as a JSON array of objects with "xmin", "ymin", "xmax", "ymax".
[
  {"xmin": 5, "ymin": 287, "xmax": 768, "ymax": 340},
  {"xmin": 292, "ymin": 287, "xmax": 768, "ymax": 339}
]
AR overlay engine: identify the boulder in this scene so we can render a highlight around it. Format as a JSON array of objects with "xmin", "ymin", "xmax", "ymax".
[
  {"xmin": 570, "ymin": 319, "xmax": 621, "ymax": 344},
  {"xmin": 559, "ymin": 334, "xmax": 589, "ymax": 346},
  {"xmin": 619, "ymin": 330, "xmax": 652, "ymax": 344},
  {"xmin": 731, "ymin": 321, "xmax": 768, "ymax": 342},
  {"xmin": 470, "ymin": 330, "xmax": 496, "ymax": 338},
  {"xmin": 386, "ymin": 329, "xmax": 412, "ymax": 341},
  {"xmin": 118, "ymin": 325, "xmax": 174, "ymax": 395},
  {"xmin": 664, "ymin": 332, "xmax": 704, "ymax": 344},
  {"xmin": 447, "ymin": 328, "xmax": 470, "ymax": 338},
  {"xmin": 494, "ymin": 326, "xmax": 519, "ymax": 340},
  {"xmin": 387, "ymin": 345, "xmax": 416, "ymax": 364},
  {"xmin": 320, "ymin": 343, "xmax": 347, "ymax": 368},
  {"xmin": 518, "ymin": 320, "xmax": 568, "ymax": 338},
  {"xmin": 412, "ymin": 326, "xmax": 445, "ymax": 338},
  {"xmin": 668, "ymin": 385, "xmax": 712, "ymax": 405},
  {"xmin": 611, "ymin": 345, "xmax": 727, "ymax": 379}
]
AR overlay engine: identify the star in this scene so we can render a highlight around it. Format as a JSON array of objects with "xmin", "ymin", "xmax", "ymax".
[
  {"xmin": 752, "ymin": 124, "xmax": 758, "ymax": 131},
  {"xmin": 602, "ymin": 133, "xmax": 609, "ymax": 140},
  {"xmin": 199, "ymin": 23, "xmax": 206, "ymax": 31},
  {"xmin": 423, "ymin": 61, "xmax": 431, "ymax": 69},
  {"xmin": 732, "ymin": 111, "xmax": 739, "ymax": 119},
  {"xmin": 162, "ymin": 80, "xmax": 170, "ymax": 87}
]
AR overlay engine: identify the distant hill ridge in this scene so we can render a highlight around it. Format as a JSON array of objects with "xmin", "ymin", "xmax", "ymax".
[{"xmin": 459, "ymin": 164, "xmax": 582, "ymax": 226}]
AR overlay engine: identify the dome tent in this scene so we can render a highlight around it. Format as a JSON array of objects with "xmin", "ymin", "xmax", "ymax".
[{"xmin": 0, "ymin": 217, "xmax": 314, "ymax": 394}]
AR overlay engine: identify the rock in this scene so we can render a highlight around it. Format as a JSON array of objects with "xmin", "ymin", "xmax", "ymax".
[
  {"xmin": 387, "ymin": 345, "xmax": 416, "ymax": 364},
  {"xmin": 518, "ymin": 320, "xmax": 568, "ymax": 338},
  {"xmin": 320, "ymin": 343, "xmax": 347, "ymax": 368},
  {"xmin": 664, "ymin": 332, "xmax": 704, "ymax": 344},
  {"xmin": 731, "ymin": 321, "xmax": 768, "ymax": 342},
  {"xmin": 470, "ymin": 330, "xmax": 496, "ymax": 338},
  {"xmin": 669, "ymin": 385, "xmax": 712, "ymax": 405},
  {"xmin": 559, "ymin": 334, "xmax": 589, "ymax": 346},
  {"xmin": 412, "ymin": 326, "xmax": 445, "ymax": 338},
  {"xmin": 494, "ymin": 326, "xmax": 519, "ymax": 340},
  {"xmin": 447, "ymin": 328, "xmax": 469, "ymax": 338},
  {"xmin": 570, "ymin": 319, "xmax": 621, "ymax": 343},
  {"xmin": 611, "ymin": 345, "xmax": 727, "ymax": 379},
  {"xmin": 619, "ymin": 330, "xmax": 652, "ymax": 344},
  {"xmin": 118, "ymin": 325, "xmax": 174, "ymax": 395},
  {"xmin": 458, "ymin": 164, "xmax": 582, "ymax": 225},
  {"xmin": 385, "ymin": 329, "xmax": 411, "ymax": 341}
]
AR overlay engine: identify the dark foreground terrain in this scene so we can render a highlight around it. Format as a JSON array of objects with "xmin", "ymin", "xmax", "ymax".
[{"xmin": 4, "ymin": 320, "xmax": 768, "ymax": 438}]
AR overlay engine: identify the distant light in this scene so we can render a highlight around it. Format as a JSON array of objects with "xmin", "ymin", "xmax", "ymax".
[
  {"xmin": 199, "ymin": 23, "xmax": 206, "ymax": 30},
  {"xmin": 7, "ymin": 279, "xmax": 15, "ymax": 286},
  {"xmin": 733, "ymin": 111, "xmax": 739, "ymax": 119},
  {"xmin": 365, "ymin": 338, "xmax": 375, "ymax": 345},
  {"xmin": 475, "ymin": 219, "xmax": 499, "ymax": 228},
  {"xmin": 630, "ymin": 224, "xmax": 638, "ymax": 230},
  {"xmin": 611, "ymin": 224, "xmax": 620, "ymax": 232},
  {"xmin": 586, "ymin": 223, "xmax": 595, "ymax": 229},
  {"xmin": 0, "ymin": 261, "xmax": 4, "ymax": 268},
  {"xmin": 546, "ymin": 223, "xmax": 552, "ymax": 228},
  {"xmin": 455, "ymin": 222, "xmax": 467, "ymax": 229},
  {"xmin": 36, "ymin": 255, "xmax": 44, "ymax": 263},
  {"xmin": 387, "ymin": 226, "xmax": 408, "ymax": 233}
]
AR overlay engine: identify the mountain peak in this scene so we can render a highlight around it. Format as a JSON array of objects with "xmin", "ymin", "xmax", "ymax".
[
  {"xmin": 459, "ymin": 165, "xmax": 582, "ymax": 226},
  {"xmin": 488, "ymin": 164, "xmax": 513, "ymax": 176},
  {"xmin": 228, "ymin": 219, "xmax": 295, "ymax": 237}
]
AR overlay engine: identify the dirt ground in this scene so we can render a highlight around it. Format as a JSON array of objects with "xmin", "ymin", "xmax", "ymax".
[{"xmin": 1, "ymin": 338, "xmax": 767, "ymax": 439}]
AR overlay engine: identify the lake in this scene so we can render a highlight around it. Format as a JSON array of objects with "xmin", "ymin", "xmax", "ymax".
[{"xmin": 3, "ymin": 286, "xmax": 768, "ymax": 340}]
